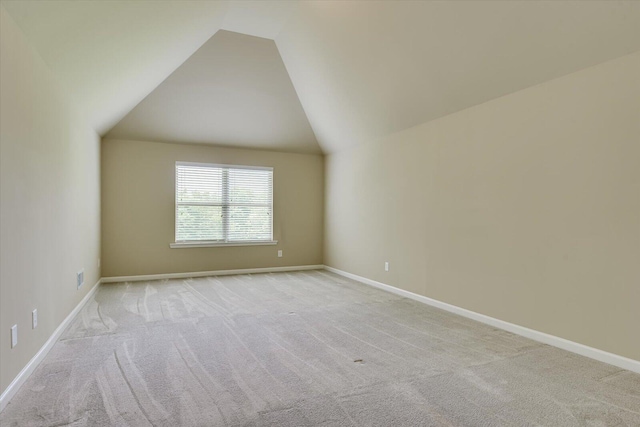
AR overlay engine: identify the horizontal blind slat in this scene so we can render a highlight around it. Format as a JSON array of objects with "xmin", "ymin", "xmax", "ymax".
[{"xmin": 176, "ymin": 163, "xmax": 273, "ymax": 242}]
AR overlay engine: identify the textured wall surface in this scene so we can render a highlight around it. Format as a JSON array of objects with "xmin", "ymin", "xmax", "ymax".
[
  {"xmin": 325, "ymin": 52, "xmax": 640, "ymax": 361},
  {"xmin": 101, "ymin": 139, "xmax": 324, "ymax": 277},
  {"xmin": 0, "ymin": 8, "xmax": 101, "ymax": 395}
]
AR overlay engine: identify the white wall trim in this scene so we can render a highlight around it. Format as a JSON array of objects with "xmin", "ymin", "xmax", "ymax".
[
  {"xmin": 170, "ymin": 240, "xmax": 278, "ymax": 249},
  {"xmin": 101, "ymin": 265, "xmax": 324, "ymax": 283},
  {"xmin": 324, "ymin": 265, "xmax": 640, "ymax": 374},
  {"xmin": 5, "ymin": 264, "xmax": 635, "ymax": 414},
  {"xmin": 0, "ymin": 279, "xmax": 101, "ymax": 412},
  {"xmin": 1, "ymin": 265, "xmax": 324, "ymax": 411}
]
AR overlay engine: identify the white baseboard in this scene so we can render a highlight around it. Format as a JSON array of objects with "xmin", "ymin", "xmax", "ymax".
[
  {"xmin": 4, "ymin": 265, "xmax": 636, "ymax": 414},
  {"xmin": 0, "ymin": 279, "xmax": 102, "ymax": 412},
  {"xmin": 101, "ymin": 265, "xmax": 324, "ymax": 283},
  {"xmin": 1, "ymin": 265, "xmax": 324, "ymax": 412},
  {"xmin": 324, "ymin": 265, "xmax": 640, "ymax": 374}
]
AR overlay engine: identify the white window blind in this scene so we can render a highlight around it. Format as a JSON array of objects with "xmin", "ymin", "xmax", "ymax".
[{"xmin": 175, "ymin": 162, "xmax": 273, "ymax": 243}]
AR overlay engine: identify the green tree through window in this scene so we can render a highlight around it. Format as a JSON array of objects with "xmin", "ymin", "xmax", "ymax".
[{"xmin": 175, "ymin": 162, "xmax": 273, "ymax": 242}]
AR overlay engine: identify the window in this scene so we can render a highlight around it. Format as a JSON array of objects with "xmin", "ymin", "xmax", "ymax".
[{"xmin": 172, "ymin": 162, "xmax": 275, "ymax": 247}]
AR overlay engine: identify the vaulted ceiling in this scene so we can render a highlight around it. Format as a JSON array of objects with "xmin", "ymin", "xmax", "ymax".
[
  {"xmin": 3, "ymin": 1, "xmax": 640, "ymax": 154},
  {"xmin": 106, "ymin": 30, "xmax": 320, "ymax": 154}
]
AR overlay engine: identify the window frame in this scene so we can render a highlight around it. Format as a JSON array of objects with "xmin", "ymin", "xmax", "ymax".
[{"xmin": 170, "ymin": 161, "xmax": 277, "ymax": 248}]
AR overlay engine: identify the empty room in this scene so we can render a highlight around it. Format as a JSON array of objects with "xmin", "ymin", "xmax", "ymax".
[{"xmin": 1, "ymin": 1, "xmax": 639, "ymax": 425}]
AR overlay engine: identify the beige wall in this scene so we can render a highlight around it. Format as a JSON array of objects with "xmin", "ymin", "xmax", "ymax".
[
  {"xmin": 101, "ymin": 139, "xmax": 323, "ymax": 277},
  {"xmin": 325, "ymin": 52, "xmax": 640, "ymax": 361},
  {"xmin": 0, "ymin": 8, "xmax": 101, "ymax": 394}
]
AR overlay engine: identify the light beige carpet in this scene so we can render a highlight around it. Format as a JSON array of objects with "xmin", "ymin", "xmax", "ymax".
[{"xmin": 1, "ymin": 270, "xmax": 639, "ymax": 426}]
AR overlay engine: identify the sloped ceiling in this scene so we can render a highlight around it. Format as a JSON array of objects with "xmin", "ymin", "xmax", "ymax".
[
  {"xmin": 222, "ymin": 1, "xmax": 299, "ymax": 40},
  {"xmin": 3, "ymin": 1, "xmax": 640, "ymax": 154},
  {"xmin": 106, "ymin": 30, "xmax": 320, "ymax": 154},
  {"xmin": 1, "ymin": 0, "xmax": 229, "ymax": 135},
  {"xmin": 275, "ymin": 1, "xmax": 640, "ymax": 153}
]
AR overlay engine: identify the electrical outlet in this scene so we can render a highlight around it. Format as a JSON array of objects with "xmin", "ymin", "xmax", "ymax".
[
  {"xmin": 32, "ymin": 309, "xmax": 38, "ymax": 329},
  {"xmin": 277, "ymin": 250, "xmax": 283, "ymax": 258},
  {"xmin": 384, "ymin": 261, "xmax": 389, "ymax": 272},
  {"xmin": 77, "ymin": 269, "xmax": 84, "ymax": 289},
  {"xmin": 11, "ymin": 325, "xmax": 17, "ymax": 348}
]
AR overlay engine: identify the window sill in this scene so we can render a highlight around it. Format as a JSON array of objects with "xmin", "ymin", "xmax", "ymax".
[{"xmin": 170, "ymin": 240, "xmax": 278, "ymax": 249}]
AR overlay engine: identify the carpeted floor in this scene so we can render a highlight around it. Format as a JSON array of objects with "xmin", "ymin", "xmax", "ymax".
[{"xmin": 1, "ymin": 270, "xmax": 639, "ymax": 426}]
